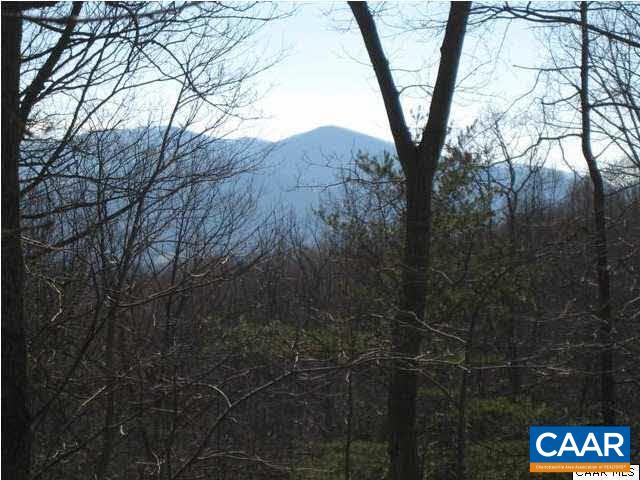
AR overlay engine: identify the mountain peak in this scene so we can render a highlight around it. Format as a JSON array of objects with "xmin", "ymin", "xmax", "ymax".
[{"xmin": 279, "ymin": 125, "xmax": 393, "ymax": 147}]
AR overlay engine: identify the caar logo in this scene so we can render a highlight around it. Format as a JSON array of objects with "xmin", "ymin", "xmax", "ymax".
[{"xmin": 530, "ymin": 426, "xmax": 630, "ymax": 473}]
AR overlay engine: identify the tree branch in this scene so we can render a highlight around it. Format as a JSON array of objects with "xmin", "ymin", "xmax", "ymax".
[
  {"xmin": 418, "ymin": 2, "xmax": 471, "ymax": 169},
  {"xmin": 19, "ymin": 1, "xmax": 83, "ymax": 133},
  {"xmin": 348, "ymin": 1, "xmax": 415, "ymax": 170}
]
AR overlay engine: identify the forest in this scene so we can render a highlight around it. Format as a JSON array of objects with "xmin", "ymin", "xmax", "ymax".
[{"xmin": 1, "ymin": 2, "xmax": 639, "ymax": 480}]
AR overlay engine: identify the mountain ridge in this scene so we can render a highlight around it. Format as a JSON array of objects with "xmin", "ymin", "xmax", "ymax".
[{"xmin": 28, "ymin": 124, "xmax": 578, "ymax": 219}]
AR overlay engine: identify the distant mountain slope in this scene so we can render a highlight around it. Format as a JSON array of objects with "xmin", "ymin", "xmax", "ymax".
[
  {"xmin": 26, "ymin": 124, "xmax": 578, "ymax": 224},
  {"xmin": 257, "ymin": 126, "xmax": 395, "ymax": 216},
  {"xmin": 256, "ymin": 126, "xmax": 579, "ymax": 218}
]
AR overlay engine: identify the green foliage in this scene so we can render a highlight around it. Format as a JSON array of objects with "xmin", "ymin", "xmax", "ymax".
[
  {"xmin": 468, "ymin": 397, "xmax": 552, "ymax": 438},
  {"xmin": 213, "ymin": 316, "xmax": 385, "ymax": 365},
  {"xmin": 291, "ymin": 440, "xmax": 388, "ymax": 480},
  {"xmin": 420, "ymin": 395, "xmax": 554, "ymax": 480},
  {"xmin": 467, "ymin": 440, "xmax": 529, "ymax": 480},
  {"xmin": 465, "ymin": 398, "xmax": 553, "ymax": 479}
]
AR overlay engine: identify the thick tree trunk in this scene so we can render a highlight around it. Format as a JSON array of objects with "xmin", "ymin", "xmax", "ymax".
[
  {"xmin": 2, "ymin": 5, "xmax": 30, "ymax": 480},
  {"xmin": 387, "ymin": 163, "xmax": 431, "ymax": 480},
  {"xmin": 579, "ymin": 2, "xmax": 615, "ymax": 425},
  {"xmin": 2, "ymin": 4, "xmax": 81, "ymax": 475},
  {"xmin": 349, "ymin": 3, "xmax": 471, "ymax": 479}
]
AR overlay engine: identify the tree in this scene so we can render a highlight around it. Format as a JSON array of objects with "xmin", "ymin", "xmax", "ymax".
[
  {"xmin": 2, "ymin": 4, "xmax": 28, "ymax": 478},
  {"xmin": 348, "ymin": 3, "xmax": 471, "ymax": 479},
  {"xmin": 580, "ymin": 1, "xmax": 615, "ymax": 425},
  {"xmin": 471, "ymin": 0, "xmax": 640, "ymax": 426},
  {"xmin": 4, "ymin": 3, "xmax": 283, "ymax": 478},
  {"xmin": 2, "ymin": 3, "xmax": 75, "ymax": 478}
]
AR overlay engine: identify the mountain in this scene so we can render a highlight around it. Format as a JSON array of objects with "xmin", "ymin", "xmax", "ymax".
[
  {"xmin": 21, "ymin": 124, "xmax": 583, "ymax": 267},
  {"xmin": 253, "ymin": 126, "xmax": 579, "ymax": 219},
  {"xmin": 481, "ymin": 162, "xmax": 579, "ymax": 212},
  {"xmin": 26, "ymin": 124, "xmax": 578, "ymax": 226},
  {"xmin": 254, "ymin": 126, "xmax": 395, "ymax": 217}
]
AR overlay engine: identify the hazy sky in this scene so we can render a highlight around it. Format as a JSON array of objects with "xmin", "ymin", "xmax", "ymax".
[{"xmin": 242, "ymin": 2, "xmax": 547, "ymax": 143}]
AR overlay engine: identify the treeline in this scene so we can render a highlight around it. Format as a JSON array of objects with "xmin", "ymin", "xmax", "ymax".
[
  {"xmin": 2, "ymin": 2, "xmax": 639, "ymax": 480},
  {"xmin": 24, "ymin": 139, "xmax": 640, "ymax": 479}
]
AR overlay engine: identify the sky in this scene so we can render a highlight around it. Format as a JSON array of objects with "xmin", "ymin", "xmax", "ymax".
[{"xmin": 239, "ymin": 2, "xmax": 547, "ymax": 143}]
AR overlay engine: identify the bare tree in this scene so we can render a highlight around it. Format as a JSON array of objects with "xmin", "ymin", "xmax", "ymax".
[
  {"xmin": 3, "ymin": 3, "xmax": 284, "ymax": 478},
  {"xmin": 2, "ymin": 3, "xmax": 77, "ymax": 478},
  {"xmin": 2, "ymin": 4, "xmax": 29, "ymax": 479},
  {"xmin": 470, "ymin": 0, "xmax": 640, "ymax": 425},
  {"xmin": 580, "ymin": 1, "xmax": 615, "ymax": 424},
  {"xmin": 348, "ymin": 3, "xmax": 471, "ymax": 479}
]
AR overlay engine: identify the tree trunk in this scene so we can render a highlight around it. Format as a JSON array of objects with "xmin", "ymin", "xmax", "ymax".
[
  {"xmin": 579, "ymin": 2, "xmax": 615, "ymax": 425},
  {"xmin": 455, "ymin": 312, "xmax": 476, "ymax": 480},
  {"xmin": 96, "ymin": 307, "xmax": 117, "ymax": 480},
  {"xmin": 348, "ymin": 3, "xmax": 471, "ymax": 479},
  {"xmin": 387, "ymin": 163, "xmax": 431, "ymax": 480},
  {"xmin": 2, "ymin": 5, "xmax": 30, "ymax": 480}
]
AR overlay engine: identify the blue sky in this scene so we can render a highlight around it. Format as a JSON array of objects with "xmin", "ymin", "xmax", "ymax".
[{"xmin": 242, "ymin": 2, "xmax": 546, "ymax": 143}]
